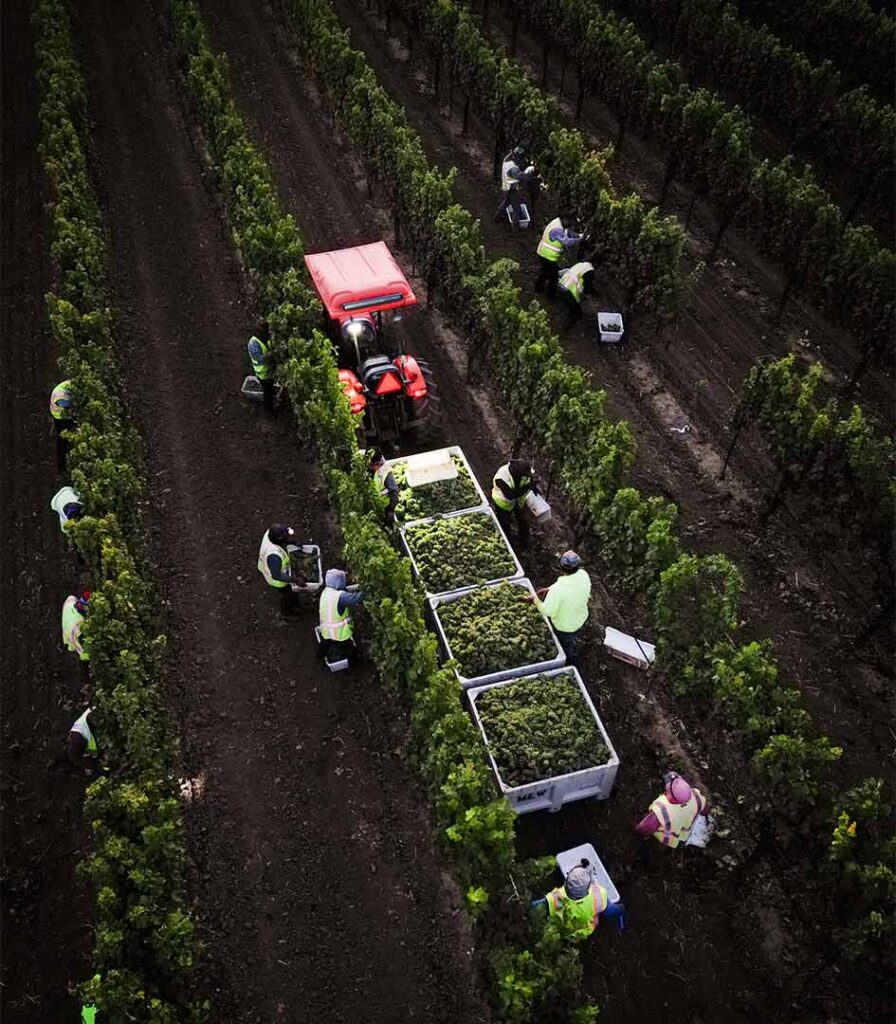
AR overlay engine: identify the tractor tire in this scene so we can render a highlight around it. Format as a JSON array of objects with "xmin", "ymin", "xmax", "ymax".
[{"xmin": 407, "ymin": 358, "xmax": 443, "ymax": 443}]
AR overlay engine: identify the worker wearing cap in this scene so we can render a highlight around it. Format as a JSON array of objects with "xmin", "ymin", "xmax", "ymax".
[
  {"xmin": 636, "ymin": 771, "xmax": 708, "ymax": 848},
  {"xmin": 62, "ymin": 590, "xmax": 91, "ymax": 661},
  {"xmin": 525, "ymin": 551, "xmax": 591, "ymax": 666},
  {"xmin": 491, "ymin": 459, "xmax": 536, "ymax": 547},
  {"xmin": 558, "ymin": 261, "xmax": 595, "ymax": 329},
  {"xmin": 247, "ymin": 322, "xmax": 276, "ymax": 414},
  {"xmin": 534, "ymin": 214, "xmax": 583, "ymax": 299},
  {"xmin": 318, "ymin": 568, "xmax": 363, "ymax": 665},
  {"xmin": 50, "ymin": 484, "xmax": 85, "ymax": 534},
  {"xmin": 494, "ymin": 145, "xmax": 538, "ymax": 229},
  {"xmin": 258, "ymin": 523, "xmax": 309, "ymax": 614},
  {"xmin": 531, "ymin": 864, "xmax": 625, "ymax": 939},
  {"xmin": 368, "ymin": 448, "xmax": 399, "ymax": 523},
  {"xmin": 49, "ymin": 379, "xmax": 75, "ymax": 470}
]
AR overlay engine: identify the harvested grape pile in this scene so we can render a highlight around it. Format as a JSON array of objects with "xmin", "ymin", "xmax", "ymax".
[
  {"xmin": 393, "ymin": 455, "xmax": 482, "ymax": 521},
  {"xmin": 404, "ymin": 511, "xmax": 517, "ymax": 593},
  {"xmin": 475, "ymin": 673, "xmax": 609, "ymax": 786},
  {"xmin": 437, "ymin": 581, "xmax": 557, "ymax": 678}
]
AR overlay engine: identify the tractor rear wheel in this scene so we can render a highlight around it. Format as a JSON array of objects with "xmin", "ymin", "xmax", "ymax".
[{"xmin": 406, "ymin": 358, "xmax": 443, "ymax": 443}]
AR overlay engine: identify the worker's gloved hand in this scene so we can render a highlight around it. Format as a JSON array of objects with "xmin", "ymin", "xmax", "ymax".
[
  {"xmin": 520, "ymin": 595, "xmax": 536, "ymax": 604},
  {"xmin": 529, "ymin": 897, "xmax": 547, "ymax": 909}
]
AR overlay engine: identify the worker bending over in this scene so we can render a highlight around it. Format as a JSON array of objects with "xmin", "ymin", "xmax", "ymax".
[
  {"xmin": 369, "ymin": 448, "xmax": 399, "ymax": 523},
  {"xmin": 636, "ymin": 771, "xmax": 708, "ymax": 848},
  {"xmin": 247, "ymin": 321, "xmax": 276, "ymax": 414},
  {"xmin": 531, "ymin": 864, "xmax": 625, "ymax": 939},
  {"xmin": 491, "ymin": 459, "xmax": 537, "ymax": 548},
  {"xmin": 50, "ymin": 485, "xmax": 84, "ymax": 533},
  {"xmin": 62, "ymin": 590, "xmax": 90, "ymax": 662},
  {"xmin": 67, "ymin": 707, "xmax": 101, "ymax": 772},
  {"xmin": 495, "ymin": 145, "xmax": 538, "ymax": 229},
  {"xmin": 318, "ymin": 568, "xmax": 363, "ymax": 665},
  {"xmin": 558, "ymin": 261, "xmax": 595, "ymax": 329},
  {"xmin": 526, "ymin": 550, "xmax": 591, "ymax": 666},
  {"xmin": 534, "ymin": 214, "xmax": 583, "ymax": 298},
  {"xmin": 257, "ymin": 523, "xmax": 308, "ymax": 614},
  {"xmin": 49, "ymin": 379, "xmax": 75, "ymax": 470}
]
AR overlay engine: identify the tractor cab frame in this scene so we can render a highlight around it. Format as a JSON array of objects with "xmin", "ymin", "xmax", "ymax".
[{"xmin": 305, "ymin": 242, "xmax": 440, "ymax": 449}]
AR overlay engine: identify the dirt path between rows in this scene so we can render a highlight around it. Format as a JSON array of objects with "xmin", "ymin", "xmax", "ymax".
[
  {"xmin": 189, "ymin": 0, "xmax": 879, "ymax": 1019},
  {"xmin": 75, "ymin": 0, "xmax": 489, "ymax": 1019},
  {"xmin": 1, "ymin": 1, "xmax": 94, "ymax": 1020},
  {"xmin": 316, "ymin": 0, "xmax": 894, "ymax": 799}
]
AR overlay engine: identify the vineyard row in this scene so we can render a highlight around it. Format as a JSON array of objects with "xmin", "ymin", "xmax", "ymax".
[
  {"xmin": 460, "ymin": 0, "xmax": 895, "ymax": 355},
  {"xmin": 288, "ymin": 0, "xmax": 893, "ymax": 969},
  {"xmin": 733, "ymin": 0, "xmax": 894, "ymax": 99},
  {"xmin": 34, "ymin": 0, "xmax": 201, "ymax": 1017},
  {"xmin": 600, "ymin": 0, "xmax": 895, "ymax": 225}
]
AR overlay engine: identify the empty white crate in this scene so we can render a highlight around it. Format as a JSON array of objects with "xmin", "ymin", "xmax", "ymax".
[
  {"xmin": 467, "ymin": 666, "xmax": 620, "ymax": 814},
  {"xmin": 398, "ymin": 507, "xmax": 524, "ymax": 599},
  {"xmin": 428, "ymin": 578, "xmax": 566, "ymax": 690}
]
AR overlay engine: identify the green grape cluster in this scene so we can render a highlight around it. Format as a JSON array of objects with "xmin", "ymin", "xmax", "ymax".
[
  {"xmin": 393, "ymin": 455, "xmax": 482, "ymax": 521},
  {"xmin": 438, "ymin": 582, "xmax": 556, "ymax": 678},
  {"xmin": 405, "ymin": 511, "xmax": 517, "ymax": 593},
  {"xmin": 476, "ymin": 674, "xmax": 609, "ymax": 787}
]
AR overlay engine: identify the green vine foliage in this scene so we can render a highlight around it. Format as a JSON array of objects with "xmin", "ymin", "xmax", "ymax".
[
  {"xmin": 735, "ymin": 355, "xmax": 896, "ymax": 584},
  {"xmin": 595, "ymin": 0, "xmax": 895, "ymax": 221},
  {"xmin": 378, "ymin": 0, "xmax": 693, "ymax": 320},
  {"xmin": 34, "ymin": 0, "xmax": 200, "ymax": 1017},
  {"xmin": 500, "ymin": 0, "xmax": 895, "ymax": 353}
]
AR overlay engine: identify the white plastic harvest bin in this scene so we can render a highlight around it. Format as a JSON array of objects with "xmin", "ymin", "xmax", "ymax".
[
  {"xmin": 467, "ymin": 666, "xmax": 620, "ymax": 813},
  {"xmin": 428, "ymin": 578, "xmax": 566, "ymax": 690},
  {"xmin": 384, "ymin": 445, "xmax": 488, "ymax": 517},
  {"xmin": 398, "ymin": 507, "xmax": 524, "ymax": 599}
]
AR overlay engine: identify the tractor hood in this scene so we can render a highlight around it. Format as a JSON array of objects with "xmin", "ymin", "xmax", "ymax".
[{"xmin": 305, "ymin": 241, "xmax": 417, "ymax": 322}]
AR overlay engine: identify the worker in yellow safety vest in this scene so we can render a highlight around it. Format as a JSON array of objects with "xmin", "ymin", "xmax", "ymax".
[
  {"xmin": 534, "ymin": 214, "xmax": 583, "ymax": 298},
  {"xmin": 258, "ymin": 523, "xmax": 311, "ymax": 615},
  {"xmin": 317, "ymin": 568, "xmax": 363, "ymax": 666},
  {"xmin": 50, "ymin": 484, "xmax": 85, "ymax": 534},
  {"xmin": 494, "ymin": 144, "xmax": 538, "ymax": 229},
  {"xmin": 491, "ymin": 459, "xmax": 537, "ymax": 548},
  {"xmin": 636, "ymin": 772, "xmax": 709, "ymax": 848},
  {"xmin": 62, "ymin": 590, "xmax": 91, "ymax": 662},
  {"xmin": 67, "ymin": 707, "xmax": 101, "ymax": 772},
  {"xmin": 558, "ymin": 261, "xmax": 595, "ymax": 329},
  {"xmin": 531, "ymin": 864, "xmax": 625, "ymax": 938},
  {"xmin": 49, "ymin": 379, "xmax": 75, "ymax": 470},
  {"xmin": 524, "ymin": 550, "xmax": 591, "ymax": 667},
  {"xmin": 368, "ymin": 448, "xmax": 399, "ymax": 523},
  {"xmin": 247, "ymin": 322, "xmax": 277, "ymax": 414}
]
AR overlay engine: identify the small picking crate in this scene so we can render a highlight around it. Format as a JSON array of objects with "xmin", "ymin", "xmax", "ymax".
[
  {"xmin": 428, "ymin": 578, "xmax": 566, "ymax": 690},
  {"xmin": 467, "ymin": 667, "xmax": 619, "ymax": 814},
  {"xmin": 286, "ymin": 543, "xmax": 322, "ymax": 594}
]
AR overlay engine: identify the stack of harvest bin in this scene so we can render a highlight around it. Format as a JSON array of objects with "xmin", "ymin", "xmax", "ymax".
[{"xmin": 388, "ymin": 447, "xmax": 620, "ymax": 814}]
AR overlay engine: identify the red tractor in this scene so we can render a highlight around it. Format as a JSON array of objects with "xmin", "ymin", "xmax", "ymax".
[{"xmin": 304, "ymin": 241, "xmax": 441, "ymax": 450}]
